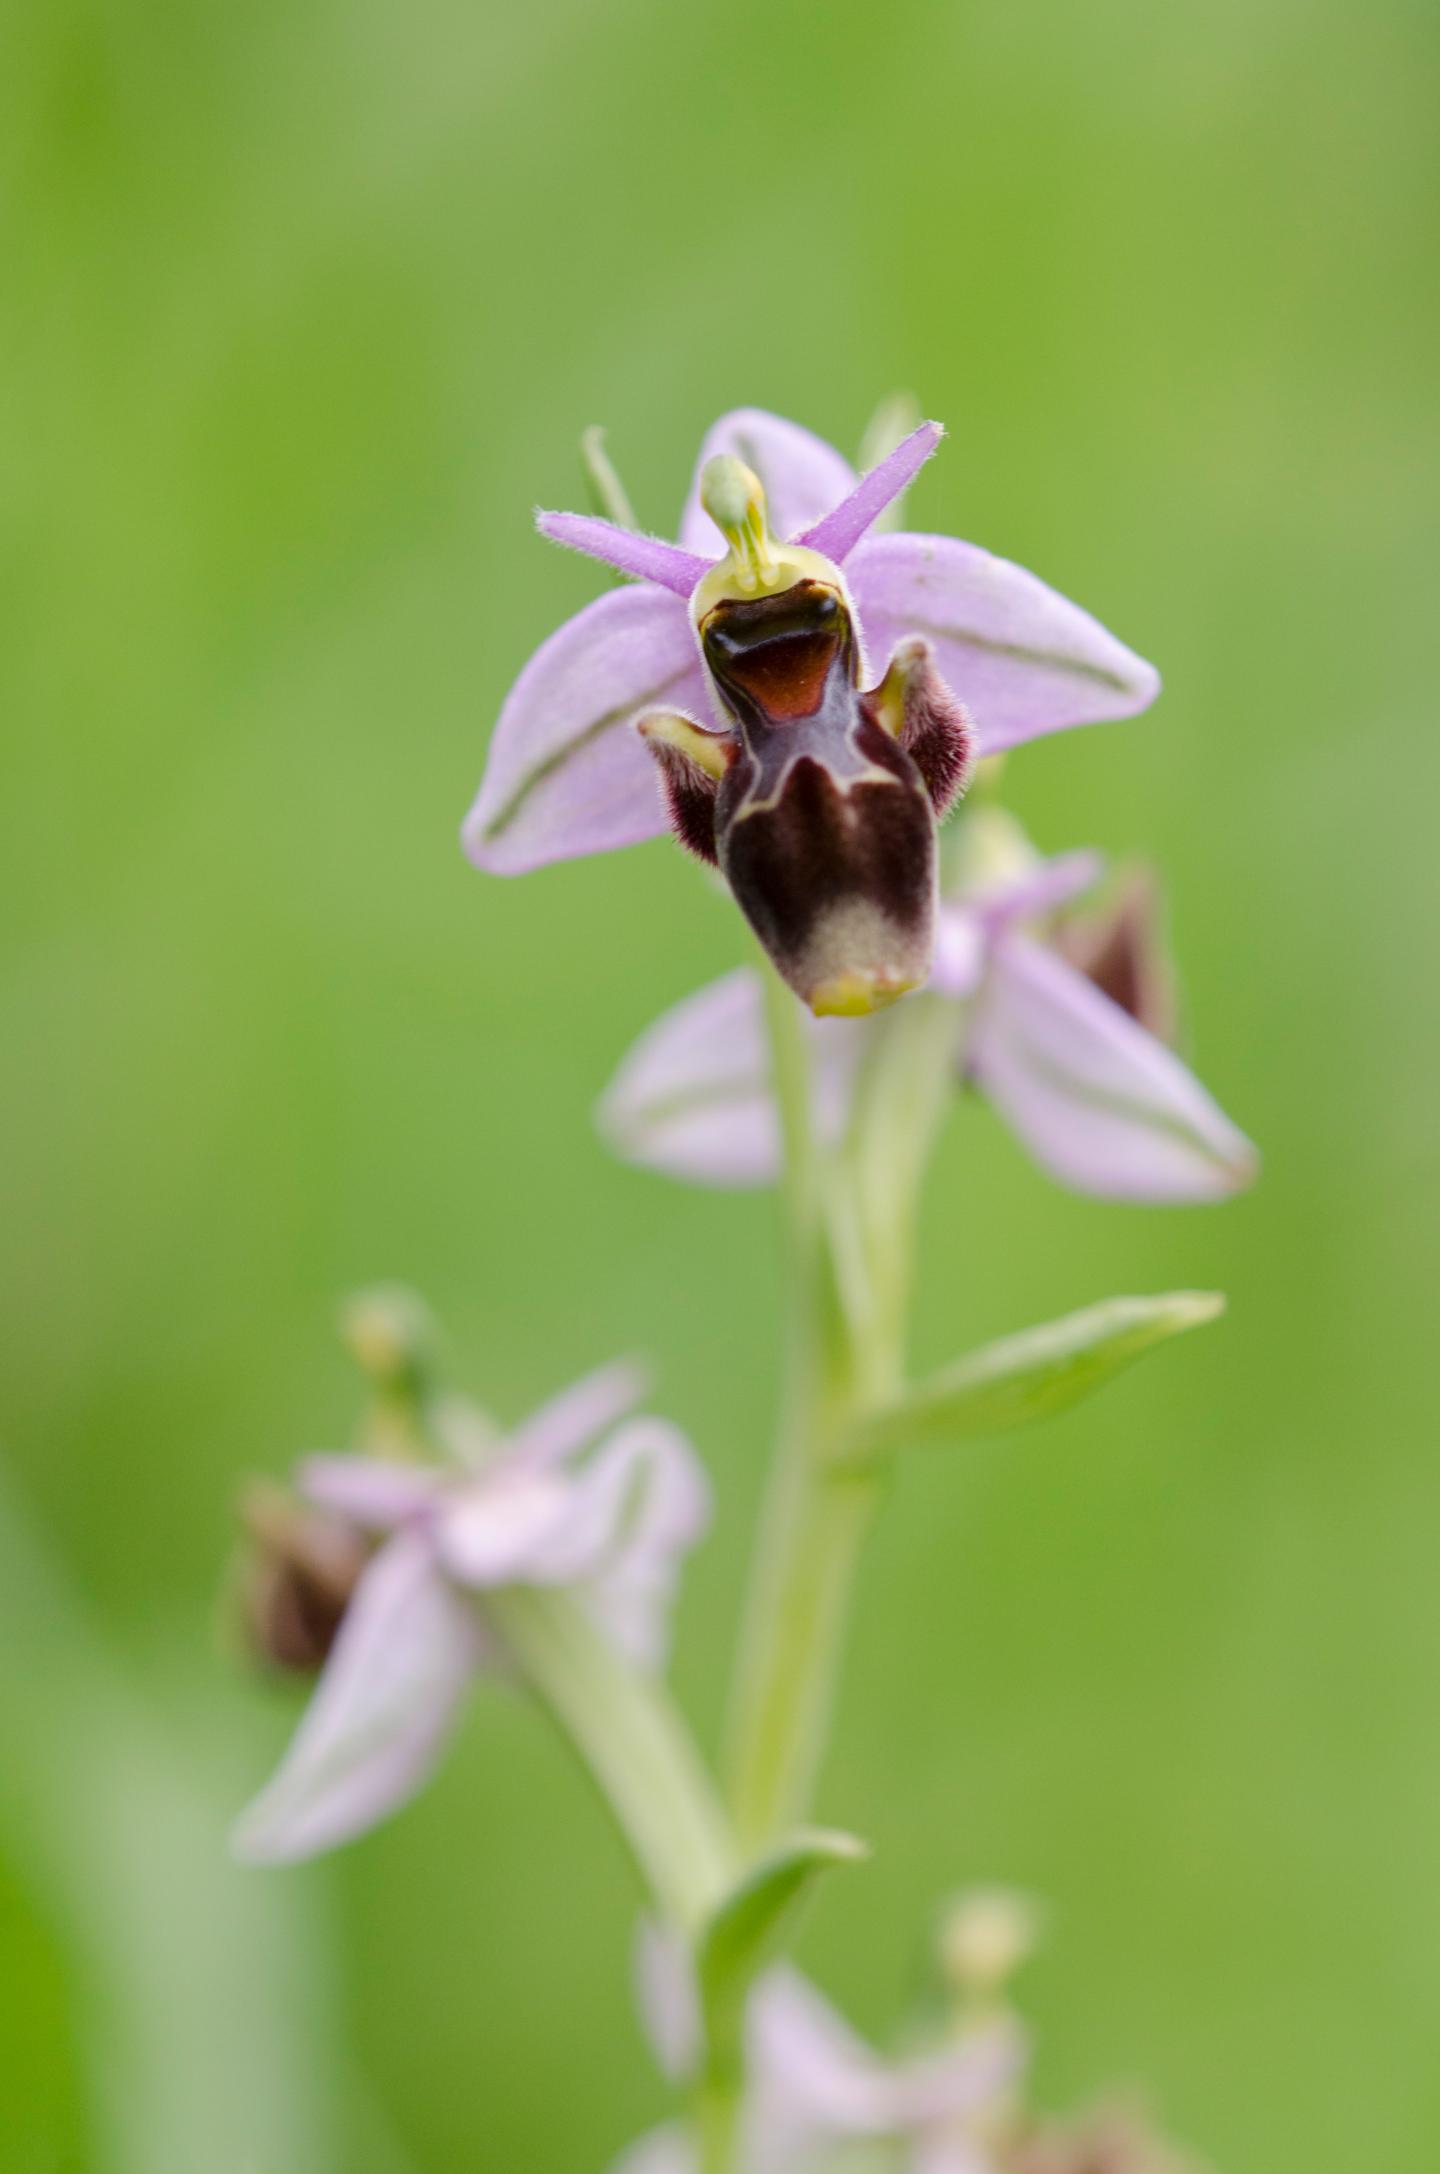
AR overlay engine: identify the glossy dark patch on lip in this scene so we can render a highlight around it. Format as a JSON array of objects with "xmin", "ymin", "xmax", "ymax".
[
  {"xmin": 701, "ymin": 582, "xmax": 855, "ymax": 730},
  {"xmin": 637, "ymin": 577, "xmax": 975, "ymax": 1009}
]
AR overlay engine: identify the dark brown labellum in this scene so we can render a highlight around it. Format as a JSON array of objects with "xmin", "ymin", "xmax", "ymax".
[{"xmin": 700, "ymin": 581, "xmax": 951, "ymax": 1013}]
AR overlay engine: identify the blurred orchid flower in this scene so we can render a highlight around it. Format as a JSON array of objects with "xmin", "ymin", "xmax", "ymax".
[
  {"xmin": 614, "ymin": 1926, "xmax": 1022, "ymax": 2174},
  {"xmin": 463, "ymin": 409, "xmax": 1159, "ymax": 1016},
  {"xmin": 232, "ymin": 1361, "xmax": 709, "ymax": 1864},
  {"xmin": 600, "ymin": 830, "xmax": 1257, "ymax": 1205}
]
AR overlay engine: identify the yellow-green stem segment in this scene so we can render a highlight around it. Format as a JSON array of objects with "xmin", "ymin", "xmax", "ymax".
[{"xmin": 724, "ymin": 971, "xmax": 961, "ymax": 1852}]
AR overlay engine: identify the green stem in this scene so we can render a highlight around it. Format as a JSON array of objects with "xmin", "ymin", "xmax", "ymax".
[
  {"xmin": 724, "ymin": 977, "xmax": 960, "ymax": 1851},
  {"xmin": 695, "ymin": 2070, "xmax": 743, "ymax": 2174},
  {"xmin": 493, "ymin": 1592, "xmax": 746, "ymax": 2171},
  {"xmin": 405, "ymin": 1390, "xmax": 747, "ymax": 2163},
  {"xmin": 488, "ymin": 1586, "xmax": 735, "ymax": 1935}
]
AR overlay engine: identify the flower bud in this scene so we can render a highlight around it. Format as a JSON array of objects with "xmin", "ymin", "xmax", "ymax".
[
  {"xmin": 340, "ymin": 1284, "xmax": 435, "ymax": 1394},
  {"xmin": 1053, "ymin": 868, "xmax": 1177, "ymax": 1044},
  {"xmin": 940, "ymin": 1885, "xmax": 1044, "ymax": 2002},
  {"xmin": 1008, "ymin": 2107, "xmax": 1203, "ymax": 2174},
  {"xmin": 340, "ymin": 1283, "xmax": 440, "ymax": 1454},
  {"xmin": 235, "ymin": 1482, "xmax": 370, "ymax": 1674}
]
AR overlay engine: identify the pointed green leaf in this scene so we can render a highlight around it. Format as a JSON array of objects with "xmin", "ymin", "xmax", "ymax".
[
  {"xmin": 847, "ymin": 1291, "xmax": 1226, "ymax": 1461},
  {"xmin": 697, "ymin": 1828, "xmax": 868, "ymax": 2057}
]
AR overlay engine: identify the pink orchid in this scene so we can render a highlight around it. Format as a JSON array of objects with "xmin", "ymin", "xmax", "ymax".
[
  {"xmin": 232, "ymin": 1361, "xmax": 709, "ymax": 1864},
  {"xmin": 613, "ymin": 1925, "xmax": 1021, "ymax": 2174},
  {"xmin": 463, "ymin": 410, "xmax": 1159, "ymax": 1015},
  {"xmin": 599, "ymin": 840, "xmax": 1257, "ymax": 1205}
]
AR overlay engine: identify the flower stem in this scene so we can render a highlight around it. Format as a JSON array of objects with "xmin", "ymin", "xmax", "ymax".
[
  {"xmin": 488, "ymin": 1587, "xmax": 735, "ymax": 1935},
  {"xmin": 493, "ymin": 1593, "xmax": 750, "ymax": 2171},
  {"xmin": 724, "ymin": 975, "xmax": 959, "ymax": 1851}
]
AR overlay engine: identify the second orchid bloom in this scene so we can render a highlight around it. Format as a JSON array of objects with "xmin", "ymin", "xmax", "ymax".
[{"xmin": 600, "ymin": 804, "xmax": 1257, "ymax": 1207}]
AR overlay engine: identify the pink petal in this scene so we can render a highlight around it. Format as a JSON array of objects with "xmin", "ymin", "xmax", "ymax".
[
  {"xmin": 753, "ymin": 1973, "xmax": 1022, "ymax": 2140},
  {"xmin": 501, "ymin": 1357, "xmax": 649, "ymax": 1476},
  {"xmin": 847, "ymin": 532, "xmax": 1161, "ymax": 752},
  {"xmin": 798, "ymin": 422, "xmax": 944, "ymax": 564},
  {"xmin": 433, "ymin": 1471, "xmax": 578, "ymax": 1585},
  {"xmin": 934, "ymin": 851, "xmax": 1103, "ymax": 996},
  {"xmin": 230, "ymin": 1530, "xmax": 480, "ymax": 1864},
  {"xmin": 930, "ymin": 908, "xmax": 987, "ymax": 999},
  {"xmin": 971, "ymin": 934, "xmax": 1259, "ymax": 1202},
  {"xmin": 568, "ymin": 1418, "xmax": 712, "ymax": 1671},
  {"xmin": 536, "ymin": 510, "xmax": 713, "ymax": 596},
  {"xmin": 598, "ymin": 968, "xmax": 864, "ymax": 1189},
  {"xmin": 433, "ymin": 1414, "xmax": 708, "ymax": 1672},
  {"xmin": 678, "ymin": 410, "xmax": 857, "ymax": 554},
  {"xmin": 298, "ymin": 1454, "xmax": 449, "ymax": 1528},
  {"xmin": 462, "ymin": 584, "xmax": 709, "ymax": 874},
  {"xmin": 968, "ymin": 849, "xmax": 1105, "ymax": 928}
]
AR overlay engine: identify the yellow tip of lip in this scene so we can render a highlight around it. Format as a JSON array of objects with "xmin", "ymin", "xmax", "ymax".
[{"xmin": 808, "ymin": 971, "xmax": 917, "ymax": 1019}]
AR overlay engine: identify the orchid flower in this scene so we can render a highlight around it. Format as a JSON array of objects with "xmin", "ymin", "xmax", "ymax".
[
  {"xmin": 232, "ymin": 1360, "xmax": 709, "ymax": 1864},
  {"xmin": 599, "ymin": 816, "xmax": 1257, "ymax": 1205},
  {"xmin": 463, "ymin": 409, "xmax": 1160, "ymax": 1016},
  {"xmin": 613, "ymin": 1927, "xmax": 1022, "ymax": 2174}
]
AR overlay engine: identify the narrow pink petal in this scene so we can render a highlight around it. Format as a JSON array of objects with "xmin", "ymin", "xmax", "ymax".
[
  {"xmin": 930, "ymin": 908, "xmax": 987, "ymax": 999},
  {"xmin": 433, "ymin": 1415, "xmax": 708, "ymax": 1666},
  {"xmin": 678, "ymin": 409, "xmax": 856, "ymax": 554},
  {"xmin": 967, "ymin": 849, "xmax": 1105, "ymax": 927},
  {"xmin": 433, "ymin": 1472, "xmax": 577, "ymax": 1585},
  {"xmin": 462, "ymin": 584, "xmax": 709, "ymax": 874},
  {"xmin": 753, "ymin": 1972, "xmax": 1022, "ymax": 2142},
  {"xmin": 230, "ymin": 1530, "xmax": 479, "ymax": 1864},
  {"xmin": 971, "ymin": 934, "xmax": 1259, "ymax": 1202},
  {"xmin": 501, "ymin": 1357, "xmax": 649, "ymax": 1476},
  {"xmin": 598, "ymin": 968, "xmax": 864, "ymax": 1188},
  {"xmin": 564, "ymin": 1418, "xmax": 712, "ymax": 1671},
  {"xmin": 847, "ymin": 531, "xmax": 1161, "ymax": 752},
  {"xmin": 536, "ymin": 510, "xmax": 713, "ymax": 596},
  {"xmin": 599, "ymin": 968, "xmax": 784, "ymax": 1186},
  {"xmin": 859, "ymin": 2021, "xmax": 1023, "ymax": 2134},
  {"xmin": 298, "ymin": 1454, "xmax": 448, "ymax": 1528},
  {"xmin": 752, "ymin": 1969, "xmax": 895, "ymax": 2133},
  {"xmin": 798, "ymin": 422, "xmax": 944, "ymax": 564}
]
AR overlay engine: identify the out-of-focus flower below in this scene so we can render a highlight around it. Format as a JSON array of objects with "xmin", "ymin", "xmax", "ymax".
[
  {"xmin": 613, "ymin": 1924, "xmax": 1023, "ymax": 2174},
  {"xmin": 231, "ymin": 1360, "xmax": 709, "ymax": 1864},
  {"xmin": 463, "ymin": 409, "xmax": 1160, "ymax": 1015},
  {"xmin": 939, "ymin": 1887, "xmax": 1046, "ymax": 2008},
  {"xmin": 1052, "ymin": 868, "xmax": 1178, "ymax": 1047},
  {"xmin": 600, "ymin": 814, "xmax": 1257, "ymax": 1205}
]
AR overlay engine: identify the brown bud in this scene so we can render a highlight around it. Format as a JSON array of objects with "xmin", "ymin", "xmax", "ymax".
[
  {"xmin": 1008, "ymin": 2107, "xmax": 1207, "ymax": 2174},
  {"xmin": 236, "ymin": 1482, "xmax": 370, "ymax": 1674},
  {"xmin": 1054, "ymin": 868, "xmax": 1177, "ymax": 1044}
]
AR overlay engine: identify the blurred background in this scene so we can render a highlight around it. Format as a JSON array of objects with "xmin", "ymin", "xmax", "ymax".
[{"xmin": 2, "ymin": 0, "xmax": 1437, "ymax": 2167}]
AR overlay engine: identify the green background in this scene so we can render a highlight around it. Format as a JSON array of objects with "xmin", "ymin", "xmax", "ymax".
[{"xmin": 2, "ymin": 0, "xmax": 1436, "ymax": 2167}]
